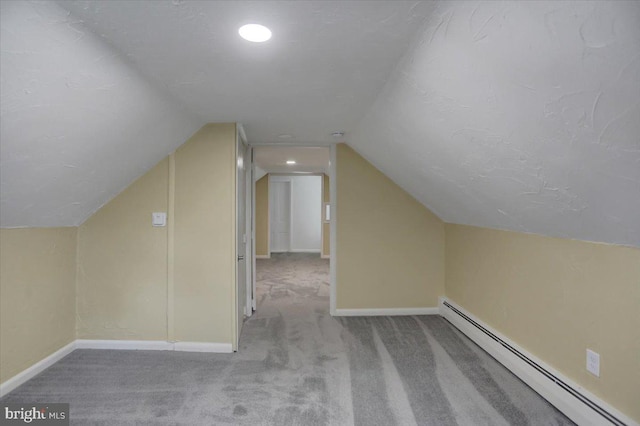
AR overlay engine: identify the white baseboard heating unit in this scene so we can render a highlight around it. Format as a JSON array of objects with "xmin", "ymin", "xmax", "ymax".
[{"xmin": 439, "ymin": 297, "xmax": 637, "ymax": 426}]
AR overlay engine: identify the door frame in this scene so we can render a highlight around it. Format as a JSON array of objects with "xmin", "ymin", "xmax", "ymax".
[
  {"xmin": 250, "ymin": 146, "xmax": 258, "ymax": 311},
  {"xmin": 245, "ymin": 146, "xmax": 253, "ymax": 317},
  {"xmin": 329, "ymin": 144, "xmax": 336, "ymax": 315},
  {"xmin": 249, "ymin": 143, "xmax": 337, "ymax": 316},
  {"xmin": 233, "ymin": 124, "xmax": 251, "ymax": 350}
]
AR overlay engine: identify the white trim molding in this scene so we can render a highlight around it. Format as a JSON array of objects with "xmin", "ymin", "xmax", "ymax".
[
  {"xmin": 289, "ymin": 249, "xmax": 321, "ymax": 253},
  {"xmin": 0, "ymin": 341, "xmax": 76, "ymax": 398},
  {"xmin": 334, "ymin": 307, "xmax": 439, "ymax": 317},
  {"xmin": 255, "ymin": 254, "xmax": 270, "ymax": 259},
  {"xmin": 439, "ymin": 297, "xmax": 638, "ymax": 426},
  {"xmin": 173, "ymin": 342, "xmax": 233, "ymax": 353},
  {"xmin": 76, "ymin": 339, "xmax": 233, "ymax": 354},
  {"xmin": 329, "ymin": 143, "xmax": 337, "ymax": 315},
  {"xmin": 1, "ymin": 339, "xmax": 234, "ymax": 398},
  {"xmin": 75, "ymin": 340, "xmax": 173, "ymax": 351}
]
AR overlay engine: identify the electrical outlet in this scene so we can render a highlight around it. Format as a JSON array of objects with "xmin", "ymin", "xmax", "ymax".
[{"xmin": 586, "ymin": 349, "xmax": 600, "ymax": 377}]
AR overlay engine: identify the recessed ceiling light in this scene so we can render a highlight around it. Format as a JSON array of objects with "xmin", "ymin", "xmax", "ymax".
[
  {"xmin": 331, "ymin": 131, "xmax": 345, "ymax": 138},
  {"xmin": 278, "ymin": 134, "xmax": 293, "ymax": 139},
  {"xmin": 286, "ymin": 160, "xmax": 296, "ymax": 165},
  {"xmin": 239, "ymin": 24, "xmax": 272, "ymax": 43}
]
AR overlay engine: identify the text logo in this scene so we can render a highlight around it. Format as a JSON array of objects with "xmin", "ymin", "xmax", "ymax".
[{"xmin": 1, "ymin": 404, "xmax": 68, "ymax": 425}]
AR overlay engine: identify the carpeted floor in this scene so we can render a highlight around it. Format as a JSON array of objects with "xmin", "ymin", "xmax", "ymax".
[{"xmin": 1, "ymin": 253, "xmax": 573, "ymax": 425}]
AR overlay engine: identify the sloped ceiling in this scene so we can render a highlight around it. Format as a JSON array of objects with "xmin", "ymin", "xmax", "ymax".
[
  {"xmin": 0, "ymin": 1, "xmax": 202, "ymax": 227},
  {"xmin": 349, "ymin": 1, "xmax": 640, "ymax": 247},
  {"xmin": 1, "ymin": 1, "xmax": 639, "ymax": 247},
  {"xmin": 1, "ymin": 0, "xmax": 433, "ymax": 228},
  {"xmin": 56, "ymin": 0, "xmax": 435, "ymax": 143}
]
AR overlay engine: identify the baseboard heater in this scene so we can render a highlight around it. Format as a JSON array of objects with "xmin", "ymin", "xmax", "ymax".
[{"xmin": 441, "ymin": 300, "xmax": 629, "ymax": 426}]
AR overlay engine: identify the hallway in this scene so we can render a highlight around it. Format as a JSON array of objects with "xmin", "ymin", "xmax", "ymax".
[{"xmin": 254, "ymin": 253, "xmax": 330, "ymax": 319}]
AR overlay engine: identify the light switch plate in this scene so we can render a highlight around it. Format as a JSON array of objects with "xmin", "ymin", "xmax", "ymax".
[
  {"xmin": 152, "ymin": 212, "xmax": 167, "ymax": 227},
  {"xmin": 586, "ymin": 349, "xmax": 600, "ymax": 377}
]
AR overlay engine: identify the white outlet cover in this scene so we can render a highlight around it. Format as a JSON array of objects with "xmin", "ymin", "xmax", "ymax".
[
  {"xmin": 586, "ymin": 349, "xmax": 600, "ymax": 377},
  {"xmin": 152, "ymin": 212, "xmax": 167, "ymax": 227}
]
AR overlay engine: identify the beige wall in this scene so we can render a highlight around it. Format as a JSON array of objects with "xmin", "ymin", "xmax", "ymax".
[
  {"xmin": 6, "ymin": 131, "xmax": 638, "ymax": 423},
  {"xmin": 0, "ymin": 228, "xmax": 77, "ymax": 382},
  {"xmin": 322, "ymin": 173, "xmax": 330, "ymax": 258},
  {"xmin": 255, "ymin": 174, "xmax": 269, "ymax": 257},
  {"xmin": 336, "ymin": 143, "xmax": 445, "ymax": 309},
  {"xmin": 77, "ymin": 159, "xmax": 169, "ymax": 340},
  {"xmin": 445, "ymin": 224, "xmax": 640, "ymax": 421},
  {"xmin": 173, "ymin": 123, "xmax": 236, "ymax": 344},
  {"xmin": 76, "ymin": 123, "xmax": 237, "ymax": 346}
]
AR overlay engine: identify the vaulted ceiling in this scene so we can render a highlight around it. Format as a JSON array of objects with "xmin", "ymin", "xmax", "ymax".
[
  {"xmin": 1, "ymin": 1, "xmax": 639, "ymax": 247},
  {"xmin": 348, "ymin": 1, "xmax": 640, "ymax": 247}
]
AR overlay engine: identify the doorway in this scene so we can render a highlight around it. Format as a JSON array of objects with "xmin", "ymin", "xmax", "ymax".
[
  {"xmin": 269, "ymin": 180, "xmax": 291, "ymax": 253},
  {"xmin": 269, "ymin": 175, "xmax": 323, "ymax": 254},
  {"xmin": 250, "ymin": 146, "xmax": 333, "ymax": 319}
]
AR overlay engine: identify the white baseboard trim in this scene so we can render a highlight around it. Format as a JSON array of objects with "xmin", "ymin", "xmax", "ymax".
[
  {"xmin": 174, "ymin": 342, "xmax": 233, "ymax": 353},
  {"xmin": 334, "ymin": 307, "xmax": 439, "ymax": 316},
  {"xmin": 1, "ymin": 338, "xmax": 234, "ymax": 397},
  {"xmin": 439, "ymin": 297, "xmax": 637, "ymax": 426},
  {"xmin": 321, "ymin": 254, "xmax": 330, "ymax": 259},
  {"xmin": 75, "ymin": 339, "xmax": 173, "ymax": 351},
  {"xmin": 76, "ymin": 339, "xmax": 233, "ymax": 354},
  {"xmin": 0, "ymin": 341, "xmax": 76, "ymax": 398},
  {"xmin": 255, "ymin": 254, "xmax": 270, "ymax": 259},
  {"xmin": 289, "ymin": 249, "xmax": 321, "ymax": 253}
]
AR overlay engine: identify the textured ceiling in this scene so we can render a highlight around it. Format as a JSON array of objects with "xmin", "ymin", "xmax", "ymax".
[
  {"xmin": 0, "ymin": 1, "xmax": 202, "ymax": 227},
  {"xmin": 2, "ymin": 1, "xmax": 639, "ymax": 247},
  {"xmin": 57, "ymin": 0, "xmax": 435, "ymax": 144},
  {"xmin": 1, "ymin": 0, "xmax": 432, "ymax": 227},
  {"xmin": 349, "ymin": 1, "xmax": 640, "ymax": 247}
]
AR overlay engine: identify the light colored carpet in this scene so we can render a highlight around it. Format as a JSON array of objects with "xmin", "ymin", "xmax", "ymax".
[{"xmin": 1, "ymin": 253, "xmax": 573, "ymax": 425}]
